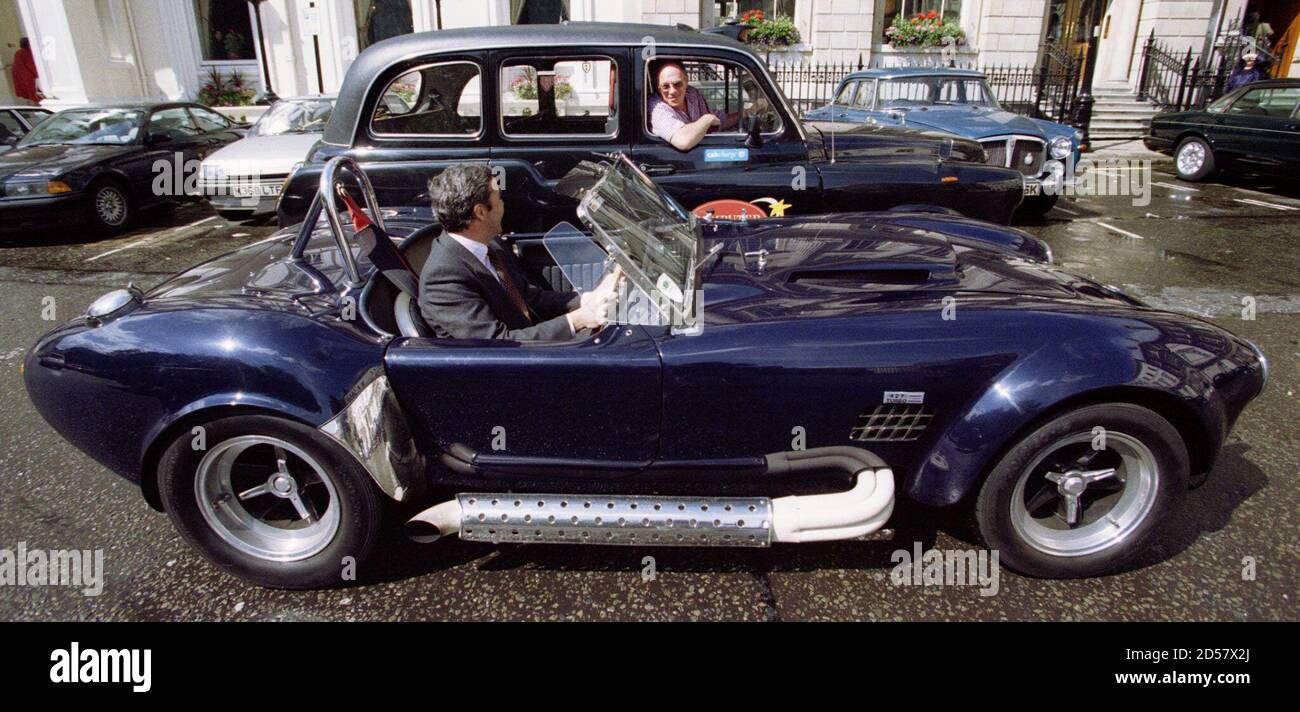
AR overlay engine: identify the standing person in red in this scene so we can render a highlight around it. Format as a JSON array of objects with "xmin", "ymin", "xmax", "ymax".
[{"xmin": 12, "ymin": 37, "xmax": 43, "ymax": 105}]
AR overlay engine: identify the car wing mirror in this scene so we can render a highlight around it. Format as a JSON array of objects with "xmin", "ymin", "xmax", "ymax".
[
  {"xmin": 146, "ymin": 132, "xmax": 173, "ymax": 146},
  {"xmin": 744, "ymin": 115, "xmax": 763, "ymax": 149}
]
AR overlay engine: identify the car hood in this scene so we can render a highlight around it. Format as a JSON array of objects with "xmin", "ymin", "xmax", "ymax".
[
  {"xmin": 697, "ymin": 217, "xmax": 1140, "ymax": 322},
  {"xmin": 894, "ymin": 106, "xmax": 1045, "ymax": 139},
  {"xmin": 202, "ymin": 133, "xmax": 321, "ymax": 176},
  {"xmin": 0, "ymin": 142, "xmax": 135, "ymax": 179},
  {"xmin": 801, "ymin": 121, "xmax": 985, "ymax": 163}
]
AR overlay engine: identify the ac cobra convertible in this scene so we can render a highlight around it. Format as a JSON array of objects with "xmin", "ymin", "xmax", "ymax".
[{"xmin": 25, "ymin": 156, "xmax": 1266, "ymax": 588}]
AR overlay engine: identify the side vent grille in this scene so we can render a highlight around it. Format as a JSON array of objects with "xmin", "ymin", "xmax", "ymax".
[{"xmin": 850, "ymin": 404, "xmax": 933, "ymax": 442}]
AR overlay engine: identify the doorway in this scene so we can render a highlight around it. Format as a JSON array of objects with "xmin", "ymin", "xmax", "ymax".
[{"xmin": 1094, "ymin": 0, "xmax": 1143, "ymax": 84}]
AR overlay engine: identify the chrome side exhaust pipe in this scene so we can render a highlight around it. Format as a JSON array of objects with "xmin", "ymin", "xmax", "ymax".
[{"xmin": 406, "ymin": 447, "xmax": 894, "ymax": 547}]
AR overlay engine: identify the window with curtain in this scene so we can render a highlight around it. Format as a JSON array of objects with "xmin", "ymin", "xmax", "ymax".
[
  {"xmin": 512, "ymin": 0, "xmax": 570, "ymax": 24},
  {"xmin": 880, "ymin": 0, "xmax": 963, "ymax": 37},
  {"xmin": 193, "ymin": 0, "xmax": 257, "ymax": 61}
]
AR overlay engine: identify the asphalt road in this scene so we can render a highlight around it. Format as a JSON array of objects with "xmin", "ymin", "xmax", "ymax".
[{"xmin": 1, "ymin": 155, "xmax": 1296, "ymax": 621}]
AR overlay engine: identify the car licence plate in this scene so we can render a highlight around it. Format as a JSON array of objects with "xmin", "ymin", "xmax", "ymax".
[
  {"xmin": 1023, "ymin": 180, "xmax": 1042, "ymax": 197},
  {"xmin": 229, "ymin": 184, "xmax": 282, "ymax": 197}
]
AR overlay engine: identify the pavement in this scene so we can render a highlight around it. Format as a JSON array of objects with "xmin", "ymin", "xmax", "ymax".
[{"xmin": 0, "ymin": 168, "xmax": 1296, "ymax": 621}]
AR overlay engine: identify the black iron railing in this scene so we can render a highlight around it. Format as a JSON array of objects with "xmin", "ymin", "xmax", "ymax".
[
  {"xmin": 765, "ymin": 48, "xmax": 1082, "ymax": 124},
  {"xmin": 765, "ymin": 55, "xmax": 866, "ymax": 116},
  {"xmin": 1137, "ymin": 22, "xmax": 1289, "ymax": 113}
]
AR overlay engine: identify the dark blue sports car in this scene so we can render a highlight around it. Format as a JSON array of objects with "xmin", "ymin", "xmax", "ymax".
[
  {"xmin": 804, "ymin": 67, "xmax": 1084, "ymax": 216},
  {"xmin": 25, "ymin": 155, "xmax": 1265, "ymax": 588}
]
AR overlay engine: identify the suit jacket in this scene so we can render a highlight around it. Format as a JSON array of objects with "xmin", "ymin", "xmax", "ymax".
[{"xmin": 418, "ymin": 235, "xmax": 581, "ymax": 340}]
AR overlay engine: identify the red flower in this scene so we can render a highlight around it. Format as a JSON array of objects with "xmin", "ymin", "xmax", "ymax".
[
  {"xmin": 915, "ymin": 12, "xmax": 925, "ymax": 19},
  {"xmin": 928, "ymin": 10, "xmax": 939, "ymax": 19}
]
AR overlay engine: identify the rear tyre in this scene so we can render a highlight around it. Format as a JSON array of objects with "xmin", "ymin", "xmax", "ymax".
[
  {"xmin": 974, "ymin": 403, "xmax": 1188, "ymax": 578},
  {"xmin": 157, "ymin": 415, "xmax": 383, "ymax": 589},
  {"xmin": 1174, "ymin": 136, "xmax": 1216, "ymax": 182},
  {"xmin": 85, "ymin": 179, "xmax": 133, "ymax": 233}
]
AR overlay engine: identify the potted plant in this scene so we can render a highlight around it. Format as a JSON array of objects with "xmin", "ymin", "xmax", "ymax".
[
  {"xmin": 740, "ymin": 9, "xmax": 802, "ymax": 49},
  {"xmin": 884, "ymin": 10, "xmax": 966, "ymax": 48},
  {"xmin": 198, "ymin": 67, "xmax": 256, "ymax": 107}
]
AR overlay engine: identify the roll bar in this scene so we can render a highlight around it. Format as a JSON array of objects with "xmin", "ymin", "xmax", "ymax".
[{"xmin": 291, "ymin": 156, "xmax": 387, "ymax": 287}]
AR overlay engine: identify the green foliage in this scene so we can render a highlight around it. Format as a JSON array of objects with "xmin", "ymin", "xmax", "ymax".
[
  {"xmin": 746, "ymin": 14, "xmax": 802, "ymax": 48},
  {"xmin": 197, "ymin": 67, "xmax": 256, "ymax": 107},
  {"xmin": 884, "ymin": 12, "xmax": 967, "ymax": 48}
]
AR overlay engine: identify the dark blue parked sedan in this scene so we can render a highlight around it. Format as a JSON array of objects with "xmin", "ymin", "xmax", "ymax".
[{"xmin": 805, "ymin": 67, "xmax": 1084, "ymax": 216}]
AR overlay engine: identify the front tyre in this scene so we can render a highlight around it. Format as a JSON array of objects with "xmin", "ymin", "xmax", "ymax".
[
  {"xmin": 974, "ymin": 404, "xmax": 1188, "ymax": 578},
  {"xmin": 85, "ymin": 179, "xmax": 133, "ymax": 233},
  {"xmin": 158, "ymin": 415, "xmax": 383, "ymax": 589}
]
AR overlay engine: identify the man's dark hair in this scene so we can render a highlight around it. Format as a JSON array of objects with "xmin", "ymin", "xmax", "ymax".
[
  {"xmin": 19, "ymin": 37, "xmax": 30, "ymax": 50},
  {"xmin": 427, "ymin": 163, "xmax": 494, "ymax": 233}
]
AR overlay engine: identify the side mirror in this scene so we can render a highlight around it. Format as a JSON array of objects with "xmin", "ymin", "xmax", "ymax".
[
  {"xmin": 744, "ymin": 115, "xmax": 763, "ymax": 149},
  {"xmin": 146, "ymin": 132, "xmax": 172, "ymax": 146}
]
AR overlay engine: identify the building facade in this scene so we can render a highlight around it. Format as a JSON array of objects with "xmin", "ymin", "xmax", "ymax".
[{"xmin": 2, "ymin": 0, "xmax": 1294, "ymax": 107}]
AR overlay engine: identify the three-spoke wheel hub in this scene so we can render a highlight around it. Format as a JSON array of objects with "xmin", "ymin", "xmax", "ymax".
[{"xmin": 1010, "ymin": 431, "xmax": 1158, "ymax": 557}]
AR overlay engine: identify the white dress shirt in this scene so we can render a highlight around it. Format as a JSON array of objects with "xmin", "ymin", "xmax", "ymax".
[{"xmin": 447, "ymin": 232, "xmax": 501, "ymax": 284}]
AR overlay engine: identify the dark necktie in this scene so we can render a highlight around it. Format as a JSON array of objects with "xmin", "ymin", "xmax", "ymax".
[{"xmin": 487, "ymin": 249, "xmax": 532, "ymax": 324}]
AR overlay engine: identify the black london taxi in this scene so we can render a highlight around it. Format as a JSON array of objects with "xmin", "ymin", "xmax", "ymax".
[{"xmin": 277, "ymin": 22, "xmax": 1027, "ymax": 231}]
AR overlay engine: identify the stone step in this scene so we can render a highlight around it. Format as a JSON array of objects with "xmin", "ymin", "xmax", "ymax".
[{"xmin": 1092, "ymin": 103, "xmax": 1159, "ymax": 113}]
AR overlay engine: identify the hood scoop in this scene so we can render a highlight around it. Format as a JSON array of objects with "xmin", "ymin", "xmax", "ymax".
[
  {"xmin": 787, "ymin": 263, "xmax": 957, "ymax": 287},
  {"xmin": 728, "ymin": 223, "xmax": 962, "ymax": 289}
]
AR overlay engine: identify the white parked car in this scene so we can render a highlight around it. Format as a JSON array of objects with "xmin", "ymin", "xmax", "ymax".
[{"xmin": 199, "ymin": 96, "xmax": 334, "ymax": 220}]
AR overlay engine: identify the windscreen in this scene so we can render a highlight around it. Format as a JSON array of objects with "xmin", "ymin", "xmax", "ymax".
[{"xmin": 553, "ymin": 157, "xmax": 701, "ymax": 327}]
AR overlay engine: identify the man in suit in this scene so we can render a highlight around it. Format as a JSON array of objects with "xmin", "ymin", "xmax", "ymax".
[{"xmin": 418, "ymin": 163, "xmax": 621, "ymax": 340}]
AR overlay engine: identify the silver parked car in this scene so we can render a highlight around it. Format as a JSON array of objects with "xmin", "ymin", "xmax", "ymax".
[{"xmin": 199, "ymin": 96, "xmax": 334, "ymax": 220}]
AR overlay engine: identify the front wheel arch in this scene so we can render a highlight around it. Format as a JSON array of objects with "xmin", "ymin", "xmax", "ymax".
[{"xmin": 964, "ymin": 386, "xmax": 1214, "ymax": 508}]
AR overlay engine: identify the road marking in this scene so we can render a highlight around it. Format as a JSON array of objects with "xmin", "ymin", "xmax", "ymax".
[
  {"xmin": 1153, "ymin": 181, "xmax": 1198, "ymax": 192},
  {"xmin": 1053, "ymin": 205, "xmax": 1080, "ymax": 216},
  {"xmin": 85, "ymin": 216, "xmax": 216, "ymax": 262},
  {"xmin": 1096, "ymin": 221, "xmax": 1145, "ymax": 240},
  {"xmin": 1233, "ymin": 198, "xmax": 1299, "ymax": 211}
]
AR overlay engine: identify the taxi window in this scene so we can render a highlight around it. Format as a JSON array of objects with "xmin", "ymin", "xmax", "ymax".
[
  {"xmin": 371, "ymin": 61, "xmax": 482, "ymax": 137},
  {"xmin": 645, "ymin": 58, "xmax": 781, "ymax": 138},
  {"xmin": 500, "ymin": 57, "xmax": 617, "ymax": 137}
]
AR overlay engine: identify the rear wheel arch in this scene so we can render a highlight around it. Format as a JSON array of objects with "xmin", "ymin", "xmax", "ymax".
[{"xmin": 140, "ymin": 405, "xmax": 316, "ymax": 511}]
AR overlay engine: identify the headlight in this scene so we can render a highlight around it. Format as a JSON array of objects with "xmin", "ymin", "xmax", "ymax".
[
  {"xmin": 1049, "ymin": 135, "xmax": 1073, "ymax": 159},
  {"xmin": 5, "ymin": 179, "xmax": 52, "ymax": 197}
]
